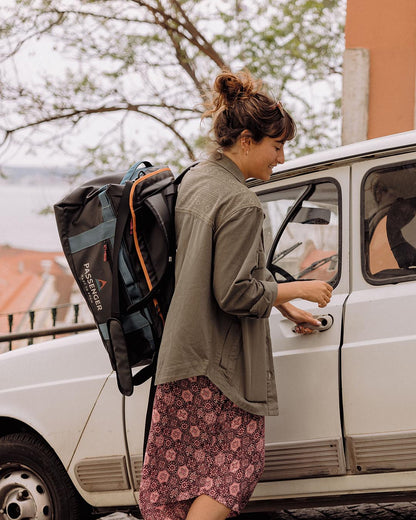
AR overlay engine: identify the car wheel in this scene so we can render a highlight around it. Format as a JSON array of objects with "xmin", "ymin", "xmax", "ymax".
[{"xmin": 0, "ymin": 432, "xmax": 86, "ymax": 520}]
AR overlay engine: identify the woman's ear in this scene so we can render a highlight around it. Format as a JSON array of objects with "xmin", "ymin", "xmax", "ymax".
[{"xmin": 240, "ymin": 130, "xmax": 252, "ymax": 154}]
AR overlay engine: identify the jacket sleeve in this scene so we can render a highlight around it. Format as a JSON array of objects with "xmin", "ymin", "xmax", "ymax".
[{"xmin": 212, "ymin": 205, "xmax": 277, "ymax": 318}]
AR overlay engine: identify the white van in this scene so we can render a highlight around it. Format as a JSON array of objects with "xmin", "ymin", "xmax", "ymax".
[{"xmin": 1, "ymin": 130, "xmax": 416, "ymax": 519}]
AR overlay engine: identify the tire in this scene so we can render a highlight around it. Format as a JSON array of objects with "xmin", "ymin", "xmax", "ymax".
[{"xmin": 0, "ymin": 432, "xmax": 87, "ymax": 520}]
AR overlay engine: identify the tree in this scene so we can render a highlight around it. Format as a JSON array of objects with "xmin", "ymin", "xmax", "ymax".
[{"xmin": 0, "ymin": 0, "xmax": 346, "ymax": 173}]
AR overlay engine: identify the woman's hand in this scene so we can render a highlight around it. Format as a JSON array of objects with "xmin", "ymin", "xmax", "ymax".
[
  {"xmin": 273, "ymin": 280, "xmax": 333, "ymax": 308},
  {"xmin": 298, "ymin": 280, "xmax": 333, "ymax": 308},
  {"xmin": 274, "ymin": 281, "xmax": 333, "ymax": 334},
  {"xmin": 276, "ymin": 302, "xmax": 321, "ymax": 334}
]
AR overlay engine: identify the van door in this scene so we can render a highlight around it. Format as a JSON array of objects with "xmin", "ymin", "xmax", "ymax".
[
  {"xmin": 252, "ymin": 166, "xmax": 350, "ymax": 481},
  {"xmin": 342, "ymin": 154, "xmax": 416, "ymax": 475}
]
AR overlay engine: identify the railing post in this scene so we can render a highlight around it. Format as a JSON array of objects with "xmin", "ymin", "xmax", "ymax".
[
  {"xmin": 28, "ymin": 310, "xmax": 35, "ymax": 345},
  {"xmin": 51, "ymin": 307, "xmax": 57, "ymax": 339},
  {"xmin": 73, "ymin": 304, "xmax": 80, "ymax": 334},
  {"xmin": 74, "ymin": 303, "xmax": 79, "ymax": 324},
  {"xmin": 0, "ymin": 302, "xmax": 93, "ymax": 350},
  {"xmin": 8, "ymin": 314, "xmax": 13, "ymax": 351}
]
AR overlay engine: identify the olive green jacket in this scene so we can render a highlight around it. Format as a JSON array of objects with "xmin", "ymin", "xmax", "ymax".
[{"xmin": 155, "ymin": 153, "xmax": 279, "ymax": 416}]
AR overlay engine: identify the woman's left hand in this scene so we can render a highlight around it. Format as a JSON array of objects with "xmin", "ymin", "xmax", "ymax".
[{"xmin": 276, "ymin": 302, "xmax": 320, "ymax": 334}]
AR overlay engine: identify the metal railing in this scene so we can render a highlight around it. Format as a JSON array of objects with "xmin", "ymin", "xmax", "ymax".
[{"xmin": 0, "ymin": 303, "xmax": 96, "ymax": 352}]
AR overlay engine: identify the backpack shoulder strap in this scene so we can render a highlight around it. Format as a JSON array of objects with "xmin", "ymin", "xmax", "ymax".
[
  {"xmin": 145, "ymin": 193, "xmax": 171, "ymax": 246},
  {"xmin": 111, "ymin": 181, "xmax": 133, "ymax": 316},
  {"xmin": 174, "ymin": 161, "xmax": 199, "ymax": 185}
]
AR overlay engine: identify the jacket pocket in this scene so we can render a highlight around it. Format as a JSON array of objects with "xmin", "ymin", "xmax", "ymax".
[
  {"xmin": 219, "ymin": 319, "xmax": 241, "ymax": 374},
  {"xmin": 241, "ymin": 318, "xmax": 268, "ymax": 403}
]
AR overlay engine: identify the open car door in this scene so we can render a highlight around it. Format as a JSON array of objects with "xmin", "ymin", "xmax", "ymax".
[{"xmin": 252, "ymin": 167, "xmax": 350, "ymax": 481}]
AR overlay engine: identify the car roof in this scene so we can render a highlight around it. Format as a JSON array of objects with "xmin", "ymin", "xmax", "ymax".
[{"xmin": 247, "ymin": 130, "xmax": 416, "ymax": 187}]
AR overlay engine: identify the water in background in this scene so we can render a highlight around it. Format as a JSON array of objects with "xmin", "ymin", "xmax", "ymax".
[{"xmin": 0, "ymin": 175, "xmax": 71, "ymax": 252}]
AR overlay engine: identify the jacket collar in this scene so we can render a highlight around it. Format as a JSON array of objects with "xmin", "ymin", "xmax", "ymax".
[{"xmin": 207, "ymin": 151, "xmax": 246, "ymax": 185}]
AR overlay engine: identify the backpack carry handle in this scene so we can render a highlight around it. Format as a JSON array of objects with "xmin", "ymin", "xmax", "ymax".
[{"xmin": 121, "ymin": 161, "xmax": 154, "ymax": 184}]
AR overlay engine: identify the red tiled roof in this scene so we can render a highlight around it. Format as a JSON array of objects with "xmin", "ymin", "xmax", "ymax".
[{"xmin": 0, "ymin": 246, "xmax": 74, "ymax": 331}]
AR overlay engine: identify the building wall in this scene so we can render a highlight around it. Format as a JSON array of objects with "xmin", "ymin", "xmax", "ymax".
[{"xmin": 343, "ymin": 0, "xmax": 416, "ymax": 142}]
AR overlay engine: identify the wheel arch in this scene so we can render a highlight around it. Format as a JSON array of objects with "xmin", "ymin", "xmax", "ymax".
[
  {"xmin": 0, "ymin": 416, "xmax": 41, "ymax": 439},
  {"xmin": 0, "ymin": 417, "xmax": 77, "ymax": 482}
]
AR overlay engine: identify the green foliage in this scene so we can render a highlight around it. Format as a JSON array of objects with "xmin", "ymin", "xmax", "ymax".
[{"xmin": 0, "ymin": 0, "xmax": 346, "ymax": 172}]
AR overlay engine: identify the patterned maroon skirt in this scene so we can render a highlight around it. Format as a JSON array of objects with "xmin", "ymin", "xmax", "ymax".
[{"xmin": 138, "ymin": 376, "xmax": 265, "ymax": 520}]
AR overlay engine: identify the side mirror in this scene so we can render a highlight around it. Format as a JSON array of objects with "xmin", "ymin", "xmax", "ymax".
[{"xmin": 291, "ymin": 207, "xmax": 331, "ymax": 225}]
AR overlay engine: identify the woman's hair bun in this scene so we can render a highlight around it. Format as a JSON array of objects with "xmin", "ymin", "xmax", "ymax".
[
  {"xmin": 214, "ymin": 70, "xmax": 262, "ymax": 108},
  {"xmin": 202, "ymin": 68, "xmax": 296, "ymax": 148}
]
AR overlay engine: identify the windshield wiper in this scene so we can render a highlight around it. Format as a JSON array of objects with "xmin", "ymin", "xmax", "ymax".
[
  {"xmin": 273, "ymin": 241, "xmax": 303, "ymax": 263},
  {"xmin": 296, "ymin": 254, "xmax": 338, "ymax": 278}
]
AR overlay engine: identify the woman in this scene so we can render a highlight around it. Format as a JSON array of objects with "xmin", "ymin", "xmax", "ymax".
[{"xmin": 139, "ymin": 70, "xmax": 333, "ymax": 520}]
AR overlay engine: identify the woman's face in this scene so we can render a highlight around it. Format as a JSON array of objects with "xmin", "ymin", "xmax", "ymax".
[{"xmin": 243, "ymin": 135, "xmax": 285, "ymax": 181}]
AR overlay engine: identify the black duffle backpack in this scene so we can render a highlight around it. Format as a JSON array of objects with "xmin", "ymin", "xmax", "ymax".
[{"xmin": 54, "ymin": 161, "xmax": 192, "ymax": 397}]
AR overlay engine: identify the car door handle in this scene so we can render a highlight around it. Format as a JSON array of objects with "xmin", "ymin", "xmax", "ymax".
[{"xmin": 292, "ymin": 314, "xmax": 334, "ymax": 333}]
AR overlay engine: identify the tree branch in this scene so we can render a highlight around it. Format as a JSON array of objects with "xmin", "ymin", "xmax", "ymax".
[
  {"xmin": 1, "ymin": 102, "xmax": 199, "ymax": 159},
  {"xmin": 1, "ymin": 11, "xmax": 66, "ymax": 61},
  {"xmin": 169, "ymin": 0, "xmax": 227, "ymax": 68},
  {"xmin": 131, "ymin": 0, "xmax": 227, "ymax": 69}
]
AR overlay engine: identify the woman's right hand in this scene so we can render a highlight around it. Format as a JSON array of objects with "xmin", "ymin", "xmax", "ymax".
[
  {"xmin": 273, "ymin": 279, "xmax": 333, "ymax": 308},
  {"xmin": 299, "ymin": 280, "xmax": 333, "ymax": 308}
]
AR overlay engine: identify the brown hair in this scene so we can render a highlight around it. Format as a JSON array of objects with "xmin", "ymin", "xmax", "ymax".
[{"xmin": 203, "ymin": 70, "xmax": 296, "ymax": 149}]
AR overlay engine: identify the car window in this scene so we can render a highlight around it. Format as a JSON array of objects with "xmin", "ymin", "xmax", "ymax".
[
  {"xmin": 260, "ymin": 181, "xmax": 340, "ymax": 285},
  {"xmin": 363, "ymin": 161, "xmax": 416, "ymax": 283}
]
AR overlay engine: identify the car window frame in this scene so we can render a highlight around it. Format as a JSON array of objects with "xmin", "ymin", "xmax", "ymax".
[
  {"xmin": 258, "ymin": 177, "xmax": 342, "ymax": 289},
  {"xmin": 361, "ymin": 159, "xmax": 416, "ymax": 286}
]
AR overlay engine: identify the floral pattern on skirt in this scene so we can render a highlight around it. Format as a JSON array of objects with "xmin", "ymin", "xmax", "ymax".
[{"xmin": 138, "ymin": 376, "xmax": 265, "ymax": 520}]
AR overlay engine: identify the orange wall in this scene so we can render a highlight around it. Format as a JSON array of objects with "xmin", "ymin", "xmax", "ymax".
[{"xmin": 345, "ymin": 0, "xmax": 416, "ymax": 138}]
